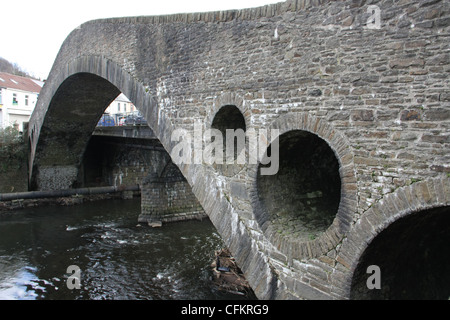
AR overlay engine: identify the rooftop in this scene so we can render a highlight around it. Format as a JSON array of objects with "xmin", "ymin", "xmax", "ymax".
[{"xmin": 0, "ymin": 72, "xmax": 43, "ymax": 93}]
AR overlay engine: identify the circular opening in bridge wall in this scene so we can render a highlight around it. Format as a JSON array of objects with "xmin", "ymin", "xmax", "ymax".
[
  {"xmin": 256, "ymin": 130, "xmax": 341, "ymax": 243},
  {"xmin": 350, "ymin": 206, "xmax": 450, "ymax": 300},
  {"xmin": 211, "ymin": 105, "xmax": 246, "ymax": 176}
]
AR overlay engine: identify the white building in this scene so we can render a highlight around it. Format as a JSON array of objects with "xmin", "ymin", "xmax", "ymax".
[
  {"xmin": 104, "ymin": 93, "xmax": 137, "ymax": 124},
  {"xmin": 0, "ymin": 72, "xmax": 44, "ymax": 132}
]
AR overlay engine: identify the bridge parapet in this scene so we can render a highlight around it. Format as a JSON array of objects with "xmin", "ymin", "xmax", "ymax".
[{"xmin": 93, "ymin": 125, "xmax": 156, "ymax": 139}]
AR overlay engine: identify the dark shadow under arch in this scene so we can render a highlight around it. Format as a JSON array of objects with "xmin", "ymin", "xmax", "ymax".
[
  {"xmin": 29, "ymin": 55, "xmax": 163, "ymax": 191},
  {"xmin": 210, "ymin": 104, "xmax": 247, "ymax": 176},
  {"xmin": 211, "ymin": 105, "xmax": 246, "ymax": 133},
  {"xmin": 350, "ymin": 205, "xmax": 450, "ymax": 300},
  {"xmin": 30, "ymin": 72, "xmax": 121, "ymax": 190}
]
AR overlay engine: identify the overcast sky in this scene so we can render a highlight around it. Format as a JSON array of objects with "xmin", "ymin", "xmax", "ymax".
[{"xmin": 1, "ymin": 0, "xmax": 281, "ymax": 80}]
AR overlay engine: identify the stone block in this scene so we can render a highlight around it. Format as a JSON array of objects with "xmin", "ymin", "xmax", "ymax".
[
  {"xmin": 424, "ymin": 108, "xmax": 450, "ymax": 121},
  {"xmin": 389, "ymin": 58, "xmax": 425, "ymax": 69},
  {"xmin": 351, "ymin": 110, "xmax": 374, "ymax": 121}
]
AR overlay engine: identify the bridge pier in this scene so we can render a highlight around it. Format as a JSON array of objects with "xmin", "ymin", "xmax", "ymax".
[{"xmin": 138, "ymin": 172, "xmax": 206, "ymax": 225}]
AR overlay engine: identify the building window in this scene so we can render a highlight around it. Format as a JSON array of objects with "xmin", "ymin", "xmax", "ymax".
[
  {"xmin": 12, "ymin": 93, "xmax": 18, "ymax": 105},
  {"xmin": 25, "ymin": 95, "xmax": 29, "ymax": 106},
  {"xmin": 117, "ymin": 103, "xmax": 120, "ymax": 112}
]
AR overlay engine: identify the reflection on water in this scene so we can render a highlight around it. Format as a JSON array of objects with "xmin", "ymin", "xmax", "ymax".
[{"xmin": 0, "ymin": 199, "xmax": 243, "ymax": 300}]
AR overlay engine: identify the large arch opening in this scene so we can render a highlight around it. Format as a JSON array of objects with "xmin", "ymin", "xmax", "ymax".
[
  {"xmin": 350, "ymin": 206, "xmax": 450, "ymax": 300},
  {"xmin": 257, "ymin": 130, "xmax": 342, "ymax": 243},
  {"xmin": 30, "ymin": 72, "xmax": 121, "ymax": 190},
  {"xmin": 31, "ymin": 68, "xmax": 207, "ymax": 225}
]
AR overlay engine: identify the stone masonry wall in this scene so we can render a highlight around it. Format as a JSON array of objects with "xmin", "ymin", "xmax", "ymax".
[
  {"xmin": 82, "ymin": 135, "xmax": 206, "ymax": 224},
  {"xmin": 139, "ymin": 177, "xmax": 206, "ymax": 224},
  {"xmin": 80, "ymin": 135, "xmax": 169, "ymax": 188},
  {"xmin": 30, "ymin": 0, "xmax": 449, "ymax": 299}
]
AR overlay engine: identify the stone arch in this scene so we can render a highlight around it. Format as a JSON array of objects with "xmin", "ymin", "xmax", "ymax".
[
  {"xmin": 205, "ymin": 92, "xmax": 250, "ymax": 177},
  {"xmin": 249, "ymin": 112, "xmax": 357, "ymax": 261},
  {"xmin": 29, "ymin": 55, "xmax": 174, "ymax": 190},
  {"xmin": 211, "ymin": 105, "xmax": 247, "ymax": 134},
  {"xmin": 30, "ymin": 54, "xmax": 208, "ymax": 225},
  {"xmin": 333, "ymin": 177, "xmax": 450, "ymax": 299}
]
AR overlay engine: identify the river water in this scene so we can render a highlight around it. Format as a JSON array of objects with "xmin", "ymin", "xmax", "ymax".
[{"xmin": 0, "ymin": 198, "xmax": 247, "ymax": 300}]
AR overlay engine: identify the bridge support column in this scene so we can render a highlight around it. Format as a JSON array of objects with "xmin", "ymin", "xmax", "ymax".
[
  {"xmin": 138, "ymin": 174, "xmax": 206, "ymax": 225},
  {"xmin": 35, "ymin": 165, "xmax": 79, "ymax": 191}
]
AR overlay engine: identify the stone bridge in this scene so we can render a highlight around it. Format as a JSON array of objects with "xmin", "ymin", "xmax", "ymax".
[{"xmin": 28, "ymin": 0, "xmax": 449, "ymax": 299}]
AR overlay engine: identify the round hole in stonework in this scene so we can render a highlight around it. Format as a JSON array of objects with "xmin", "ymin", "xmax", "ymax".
[
  {"xmin": 211, "ymin": 105, "xmax": 246, "ymax": 176},
  {"xmin": 257, "ymin": 130, "xmax": 341, "ymax": 243},
  {"xmin": 211, "ymin": 105, "xmax": 246, "ymax": 133},
  {"xmin": 350, "ymin": 206, "xmax": 450, "ymax": 300}
]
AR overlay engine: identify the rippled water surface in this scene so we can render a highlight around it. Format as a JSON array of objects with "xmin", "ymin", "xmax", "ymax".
[{"xmin": 0, "ymin": 199, "xmax": 242, "ymax": 300}]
